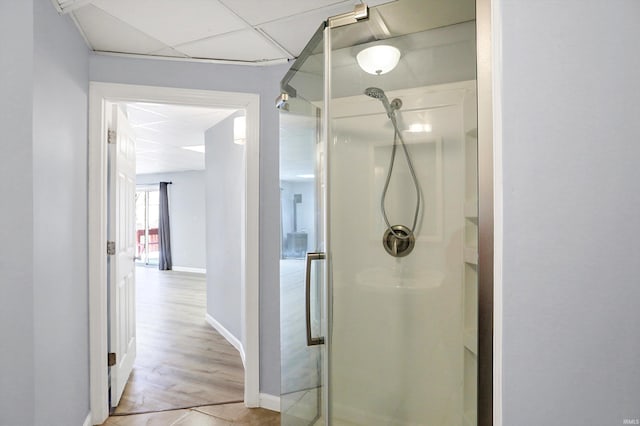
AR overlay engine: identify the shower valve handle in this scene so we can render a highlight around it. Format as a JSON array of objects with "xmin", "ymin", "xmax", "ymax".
[{"xmin": 305, "ymin": 252, "xmax": 326, "ymax": 346}]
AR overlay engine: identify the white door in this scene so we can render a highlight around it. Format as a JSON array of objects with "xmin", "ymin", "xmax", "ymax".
[{"xmin": 108, "ymin": 104, "xmax": 137, "ymax": 407}]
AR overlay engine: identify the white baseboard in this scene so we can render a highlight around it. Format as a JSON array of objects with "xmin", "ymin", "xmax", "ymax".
[
  {"xmin": 259, "ymin": 393, "xmax": 281, "ymax": 412},
  {"xmin": 172, "ymin": 266, "xmax": 206, "ymax": 274},
  {"xmin": 205, "ymin": 313, "xmax": 245, "ymax": 367},
  {"xmin": 83, "ymin": 412, "xmax": 92, "ymax": 426}
]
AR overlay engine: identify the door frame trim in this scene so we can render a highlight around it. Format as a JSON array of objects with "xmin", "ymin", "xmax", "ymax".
[{"xmin": 88, "ymin": 82, "xmax": 261, "ymax": 424}]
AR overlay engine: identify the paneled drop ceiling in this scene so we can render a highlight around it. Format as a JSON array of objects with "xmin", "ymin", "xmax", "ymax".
[
  {"xmin": 125, "ymin": 102, "xmax": 237, "ymax": 175},
  {"xmin": 53, "ymin": 0, "xmax": 396, "ymax": 63}
]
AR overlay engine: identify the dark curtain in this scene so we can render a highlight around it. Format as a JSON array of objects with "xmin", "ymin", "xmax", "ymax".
[{"xmin": 158, "ymin": 182, "xmax": 172, "ymax": 270}]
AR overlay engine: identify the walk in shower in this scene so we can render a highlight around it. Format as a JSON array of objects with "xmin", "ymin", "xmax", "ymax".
[{"xmin": 279, "ymin": 1, "xmax": 490, "ymax": 424}]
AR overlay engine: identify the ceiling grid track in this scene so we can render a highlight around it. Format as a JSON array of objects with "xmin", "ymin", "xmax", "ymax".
[
  {"xmin": 217, "ymin": 0, "xmax": 296, "ymax": 60},
  {"xmin": 52, "ymin": 0, "xmax": 401, "ymax": 63}
]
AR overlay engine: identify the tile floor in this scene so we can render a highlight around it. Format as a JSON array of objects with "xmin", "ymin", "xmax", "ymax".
[{"xmin": 99, "ymin": 402, "xmax": 280, "ymax": 426}]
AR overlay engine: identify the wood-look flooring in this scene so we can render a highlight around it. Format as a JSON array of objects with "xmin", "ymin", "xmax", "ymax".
[{"xmin": 113, "ymin": 267, "xmax": 244, "ymax": 415}]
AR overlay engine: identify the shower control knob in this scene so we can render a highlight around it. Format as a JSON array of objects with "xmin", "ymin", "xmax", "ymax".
[{"xmin": 382, "ymin": 225, "xmax": 415, "ymax": 257}]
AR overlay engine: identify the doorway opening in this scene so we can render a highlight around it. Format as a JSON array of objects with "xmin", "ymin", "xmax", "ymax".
[
  {"xmin": 88, "ymin": 83, "xmax": 261, "ymax": 425},
  {"xmin": 106, "ymin": 100, "xmax": 246, "ymax": 415}
]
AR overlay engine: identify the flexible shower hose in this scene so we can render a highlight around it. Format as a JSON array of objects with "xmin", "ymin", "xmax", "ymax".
[{"xmin": 380, "ymin": 113, "xmax": 422, "ymax": 240}]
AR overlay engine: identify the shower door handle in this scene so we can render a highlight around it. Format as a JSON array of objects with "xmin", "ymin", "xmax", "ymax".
[{"xmin": 305, "ymin": 252, "xmax": 325, "ymax": 346}]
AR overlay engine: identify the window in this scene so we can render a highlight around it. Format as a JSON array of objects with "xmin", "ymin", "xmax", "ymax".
[{"xmin": 135, "ymin": 188, "xmax": 160, "ymax": 265}]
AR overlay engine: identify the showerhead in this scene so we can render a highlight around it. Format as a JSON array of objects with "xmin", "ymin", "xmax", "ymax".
[
  {"xmin": 364, "ymin": 87, "xmax": 402, "ymax": 118},
  {"xmin": 364, "ymin": 86, "xmax": 388, "ymax": 101}
]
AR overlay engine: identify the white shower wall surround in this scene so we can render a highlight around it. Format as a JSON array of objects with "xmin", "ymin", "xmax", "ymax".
[{"xmin": 329, "ymin": 81, "xmax": 478, "ymax": 425}]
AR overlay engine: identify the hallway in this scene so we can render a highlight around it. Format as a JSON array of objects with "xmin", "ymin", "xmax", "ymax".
[
  {"xmin": 112, "ymin": 267, "xmax": 245, "ymax": 414},
  {"xmin": 99, "ymin": 267, "xmax": 279, "ymax": 424}
]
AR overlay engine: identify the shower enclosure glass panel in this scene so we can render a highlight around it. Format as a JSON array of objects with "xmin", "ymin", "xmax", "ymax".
[
  {"xmin": 280, "ymin": 2, "xmax": 479, "ymax": 425},
  {"xmin": 280, "ymin": 24, "xmax": 327, "ymax": 426}
]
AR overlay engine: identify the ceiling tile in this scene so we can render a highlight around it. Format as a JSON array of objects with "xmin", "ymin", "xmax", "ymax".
[
  {"xmin": 221, "ymin": 0, "xmax": 355, "ymax": 25},
  {"xmin": 127, "ymin": 103, "xmax": 237, "ymax": 132},
  {"xmin": 148, "ymin": 46, "xmax": 190, "ymax": 58},
  {"xmin": 124, "ymin": 102, "xmax": 238, "ymax": 174},
  {"xmin": 376, "ymin": 0, "xmax": 475, "ymax": 36},
  {"xmin": 90, "ymin": 0, "xmax": 248, "ymax": 46},
  {"xmin": 68, "ymin": 0, "xmax": 463, "ymax": 63},
  {"xmin": 73, "ymin": 5, "xmax": 168, "ymax": 54},
  {"xmin": 176, "ymin": 29, "xmax": 286, "ymax": 62},
  {"xmin": 259, "ymin": 1, "xmax": 360, "ymax": 56}
]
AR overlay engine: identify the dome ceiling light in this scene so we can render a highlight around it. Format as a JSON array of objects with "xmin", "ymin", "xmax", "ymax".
[{"xmin": 356, "ymin": 45, "xmax": 401, "ymax": 75}]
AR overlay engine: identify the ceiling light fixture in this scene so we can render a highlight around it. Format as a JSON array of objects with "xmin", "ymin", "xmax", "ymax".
[{"xmin": 356, "ymin": 45, "xmax": 401, "ymax": 75}]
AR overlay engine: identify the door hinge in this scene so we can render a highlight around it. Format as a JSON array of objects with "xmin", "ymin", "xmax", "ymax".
[
  {"xmin": 107, "ymin": 240, "xmax": 116, "ymax": 255},
  {"xmin": 107, "ymin": 352, "xmax": 116, "ymax": 367},
  {"xmin": 328, "ymin": 3, "xmax": 368, "ymax": 28},
  {"xmin": 108, "ymin": 130, "xmax": 116, "ymax": 144}
]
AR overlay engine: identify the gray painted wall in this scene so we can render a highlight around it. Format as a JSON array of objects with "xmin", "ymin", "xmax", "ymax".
[
  {"xmin": 204, "ymin": 113, "xmax": 245, "ymax": 339},
  {"xmin": 91, "ymin": 55, "xmax": 287, "ymax": 395},
  {"xmin": 499, "ymin": 0, "xmax": 640, "ymax": 424},
  {"xmin": 32, "ymin": 0, "xmax": 90, "ymax": 424},
  {"xmin": 137, "ymin": 171, "xmax": 207, "ymax": 270},
  {"xmin": 0, "ymin": 1, "xmax": 35, "ymax": 425},
  {"xmin": 0, "ymin": 0, "xmax": 90, "ymax": 425}
]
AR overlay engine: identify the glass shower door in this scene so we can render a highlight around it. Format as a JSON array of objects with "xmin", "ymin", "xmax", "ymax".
[
  {"xmin": 279, "ymin": 24, "xmax": 326, "ymax": 426},
  {"xmin": 326, "ymin": 6, "xmax": 478, "ymax": 426}
]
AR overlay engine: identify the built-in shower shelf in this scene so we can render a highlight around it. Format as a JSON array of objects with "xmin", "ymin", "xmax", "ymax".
[
  {"xmin": 464, "ymin": 247, "xmax": 478, "ymax": 265},
  {"xmin": 464, "ymin": 329, "xmax": 478, "ymax": 355},
  {"xmin": 464, "ymin": 200, "xmax": 478, "ymax": 219}
]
